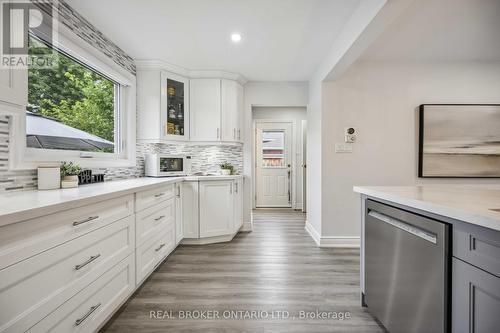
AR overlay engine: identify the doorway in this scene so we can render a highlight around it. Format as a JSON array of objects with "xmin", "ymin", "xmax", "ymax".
[
  {"xmin": 252, "ymin": 107, "xmax": 307, "ymax": 211},
  {"xmin": 255, "ymin": 121, "xmax": 292, "ymax": 207}
]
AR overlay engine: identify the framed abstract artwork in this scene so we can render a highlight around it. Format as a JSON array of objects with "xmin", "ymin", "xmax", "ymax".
[{"xmin": 419, "ymin": 104, "xmax": 500, "ymax": 178}]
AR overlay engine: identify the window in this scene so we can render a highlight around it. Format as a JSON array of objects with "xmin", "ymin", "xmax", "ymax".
[
  {"xmin": 27, "ymin": 35, "xmax": 119, "ymax": 154},
  {"xmin": 262, "ymin": 130, "xmax": 285, "ymax": 167}
]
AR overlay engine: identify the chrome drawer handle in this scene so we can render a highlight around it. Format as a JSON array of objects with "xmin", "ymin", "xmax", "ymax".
[
  {"xmin": 75, "ymin": 254, "xmax": 101, "ymax": 270},
  {"xmin": 75, "ymin": 303, "xmax": 101, "ymax": 326},
  {"xmin": 155, "ymin": 243, "xmax": 165, "ymax": 252},
  {"xmin": 155, "ymin": 193, "xmax": 165, "ymax": 198},
  {"xmin": 154, "ymin": 215, "xmax": 165, "ymax": 221},
  {"xmin": 72, "ymin": 216, "xmax": 99, "ymax": 227}
]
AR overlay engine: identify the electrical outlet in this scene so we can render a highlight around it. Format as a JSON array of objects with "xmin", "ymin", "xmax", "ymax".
[{"xmin": 335, "ymin": 143, "xmax": 353, "ymax": 153}]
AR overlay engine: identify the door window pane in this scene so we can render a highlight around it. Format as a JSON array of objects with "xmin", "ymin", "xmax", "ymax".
[{"xmin": 262, "ymin": 130, "xmax": 285, "ymax": 167}]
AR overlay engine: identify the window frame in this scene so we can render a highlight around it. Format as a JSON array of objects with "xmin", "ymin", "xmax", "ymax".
[{"xmin": 9, "ymin": 23, "xmax": 136, "ymax": 169}]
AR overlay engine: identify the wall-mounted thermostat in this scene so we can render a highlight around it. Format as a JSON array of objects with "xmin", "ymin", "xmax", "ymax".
[{"xmin": 344, "ymin": 127, "xmax": 357, "ymax": 143}]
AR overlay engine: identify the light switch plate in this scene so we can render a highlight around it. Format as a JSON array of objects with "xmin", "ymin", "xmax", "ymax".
[{"xmin": 335, "ymin": 143, "xmax": 353, "ymax": 153}]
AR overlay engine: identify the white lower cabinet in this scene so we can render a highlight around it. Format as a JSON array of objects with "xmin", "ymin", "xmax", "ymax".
[
  {"xmin": 199, "ymin": 180, "xmax": 235, "ymax": 238},
  {"xmin": 234, "ymin": 178, "xmax": 243, "ymax": 231},
  {"xmin": 182, "ymin": 181, "xmax": 200, "ymax": 238},
  {"xmin": 0, "ymin": 178, "xmax": 243, "ymax": 333},
  {"xmin": 175, "ymin": 183, "xmax": 183, "ymax": 244},
  {"xmin": 0, "ymin": 215, "xmax": 135, "ymax": 333},
  {"xmin": 27, "ymin": 255, "xmax": 135, "ymax": 333},
  {"xmin": 136, "ymin": 223, "xmax": 175, "ymax": 284}
]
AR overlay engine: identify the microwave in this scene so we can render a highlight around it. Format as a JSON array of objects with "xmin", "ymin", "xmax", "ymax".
[{"xmin": 145, "ymin": 154, "xmax": 192, "ymax": 177}]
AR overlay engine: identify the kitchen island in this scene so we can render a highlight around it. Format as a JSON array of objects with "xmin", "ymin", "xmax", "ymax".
[{"xmin": 354, "ymin": 185, "xmax": 500, "ymax": 333}]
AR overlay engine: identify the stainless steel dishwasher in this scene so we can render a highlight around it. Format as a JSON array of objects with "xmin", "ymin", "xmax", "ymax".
[{"xmin": 365, "ymin": 200, "xmax": 450, "ymax": 333}]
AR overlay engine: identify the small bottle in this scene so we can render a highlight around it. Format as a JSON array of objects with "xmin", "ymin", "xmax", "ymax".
[{"xmin": 177, "ymin": 103, "xmax": 183, "ymax": 120}]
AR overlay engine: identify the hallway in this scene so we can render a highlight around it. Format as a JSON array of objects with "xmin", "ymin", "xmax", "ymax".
[{"xmin": 102, "ymin": 209, "xmax": 382, "ymax": 332}]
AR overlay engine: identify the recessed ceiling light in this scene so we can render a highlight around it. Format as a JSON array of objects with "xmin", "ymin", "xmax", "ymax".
[{"xmin": 231, "ymin": 33, "xmax": 242, "ymax": 43}]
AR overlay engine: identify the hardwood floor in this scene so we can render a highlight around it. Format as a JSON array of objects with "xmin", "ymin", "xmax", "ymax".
[{"xmin": 101, "ymin": 209, "xmax": 382, "ymax": 332}]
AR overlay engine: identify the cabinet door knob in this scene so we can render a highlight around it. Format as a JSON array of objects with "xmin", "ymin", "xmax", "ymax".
[
  {"xmin": 73, "ymin": 216, "xmax": 99, "ymax": 227},
  {"xmin": 75, "ymin": 303, "xmax": 101, "ymax": 326}
]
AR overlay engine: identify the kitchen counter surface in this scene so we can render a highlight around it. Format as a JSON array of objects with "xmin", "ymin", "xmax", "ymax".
[
  {"xmin": 0, "ymin": 175, "xmax": 243, "ymax": 227},
  {"xmin": 354, "ymin": 185, "xmax": 500, "ymax": 232}
]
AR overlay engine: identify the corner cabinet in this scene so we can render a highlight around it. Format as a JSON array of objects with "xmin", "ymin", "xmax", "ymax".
[
  {"xmin": 182, "ymin": 178, "xmax": 243, "ymax": 244},
  {"xmin": 199, "ymin": 180, "xmax": 234, "ymax": 237},
  {"xmin": 190, "ymin": 78, "xmax": 244, "ymax": 143},
  {"xmin": 137, "ymin": 70, "xmax": 189, "ymax": 142}
]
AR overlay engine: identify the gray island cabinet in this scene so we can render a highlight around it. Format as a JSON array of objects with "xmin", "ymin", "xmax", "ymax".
[{"xmin": 354, "ymin": 186, "xmax": 500, "ymax": 333}]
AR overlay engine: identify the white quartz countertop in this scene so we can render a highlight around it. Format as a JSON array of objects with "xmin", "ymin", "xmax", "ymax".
[
  {"xmin": 354, "ymin": 185, "xmax": 500, "ymax": 232},
  {"xmin": 0, "ymin": 175, "xmax": 243, "ymax": 227}
]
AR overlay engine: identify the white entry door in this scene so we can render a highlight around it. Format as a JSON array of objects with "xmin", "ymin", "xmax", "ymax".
[{"xmin": 256, "ymin": 122, "xmax": 292, "ymax": 207}]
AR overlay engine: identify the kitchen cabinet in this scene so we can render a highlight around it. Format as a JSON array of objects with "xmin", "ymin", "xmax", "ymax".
[
  {"xmin": 137, "ymin": 70, "xmax": 189, "ymax": 142},
  {"xmin": 0, "ymin": 67, "xmax": 27, "ymax": 107},
  {"xmin": 199, "ymin": 180, "xmax": 234, "ymax": 237},
  {"xmin": 190, "ymin": 79, "xmax": 221, "ymax": 141},
  {"xmin": 234, "ymin": 177, "xmax": 243, "ymax": 231},
  {"xmin": 182, "ymin": 180, "xmax": 200, "ymax": 239},
  {"xmin": 190, "ymin": 78, "xmax": 243, "ymax": 143},
  {"xmin": 452, "ymin": 258, "xmax": 500, "ymax": 333},
  {"xmin": 221, "ymin": 79, "xmax": 244, "ymax": 142},
  {"xmin": 175, "ymin": 182, "xmax": 183, "ymax": 244}
]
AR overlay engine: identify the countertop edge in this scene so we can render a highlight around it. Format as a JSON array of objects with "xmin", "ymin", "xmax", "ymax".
[
  {"xmin": 354, "ymin": 186, "xmax": 500, "ymax": 232},
  {"xmin": 0, "ymin": 175, "xmax": 244, "ymax": 227}
]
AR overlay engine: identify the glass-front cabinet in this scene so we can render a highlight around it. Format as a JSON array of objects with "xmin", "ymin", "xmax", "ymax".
[{"xmin": 160, "ymin": 71, "xmax": 189, "ymax": 141}]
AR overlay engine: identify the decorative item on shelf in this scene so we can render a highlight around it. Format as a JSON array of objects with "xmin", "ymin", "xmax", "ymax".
[
  {"xmin": 78, "ymin": 169, "xmax": 105, "ymax": 185},
  {"xmin": 177, "ymin": 103, "xmax": 183, "ymax": 120},
  {"xmin": 220, "ymin": 162, "xmax": 235, "ymax": 176},
  {"xmin": 167, "ymin": 86, "xmax": 176, "ymax": 97},
  {"xmin": 174, "ymin": 125, "xmax": 180, "ymax": 135},
  {"xmin": 60, "ymin": 161, "xmax": 81, "ymax": 188},
  {"xmin": 168, "ymin": 103, "xmax": 176, "ymax": 119},
  {"xmin": 37, "ymin": 165, "xmax": 61, "ymax": 190},
  {"xmin": 166, "ymin": 122, "xmax": 175, "ymax": 135}
]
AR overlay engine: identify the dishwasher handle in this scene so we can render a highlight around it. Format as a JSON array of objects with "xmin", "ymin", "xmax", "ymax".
[{"xmin": 368, "ymin": 210, "xmax": 437, "ymax": 244}]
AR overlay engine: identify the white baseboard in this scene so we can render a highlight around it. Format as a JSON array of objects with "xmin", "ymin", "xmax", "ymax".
[
  {"xmin": 305, "ymin": 221, "xmax": 321, "ymax": 246},
  {"xmin": 319, "ymin": 236, "xmax": 360, "ymax": 248},
  {"xmin": 240, "ymin": 221, "xmax": 253, "ymax": 232},
  {"xmin": 305, "ymin": 221, "xmax": 360, "ymax": 248}
]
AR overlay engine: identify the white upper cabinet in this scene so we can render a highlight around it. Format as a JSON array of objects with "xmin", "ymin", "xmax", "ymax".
[
  {"xmin": 0, "ymin": 67, "xmax": 27, "ymax": 107},
  {"xmin": 237, "ymin": 82, "xmax": 244, "ymax": 143},
  {"xmin": 221, "ymin": 79, "xmax": 238, "ymax": 142},
  {"xmin": 191, "ymin": 78, "xmax": 243, "ymax": 143},
  {"xmin": 137, "ymin": 70, "xmax": 189, "ymax": 142},
  {"xmin": 190, "ymin": 79, "xmax": 221, "ymax": 141}
]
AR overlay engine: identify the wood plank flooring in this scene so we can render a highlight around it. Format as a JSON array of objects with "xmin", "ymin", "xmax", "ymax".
[{"xmin": 101, "ymin": 209, "xmax": 382, "ymax": 332}]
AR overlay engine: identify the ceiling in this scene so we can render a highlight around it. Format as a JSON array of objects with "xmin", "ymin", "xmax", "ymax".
[
  {"xmin": 361, "ymin": 0, "xmax": 500, "ymax": 61},
  {"xmin": 65, "ymin": 0, "xmax": 361, "ymax": 81}
]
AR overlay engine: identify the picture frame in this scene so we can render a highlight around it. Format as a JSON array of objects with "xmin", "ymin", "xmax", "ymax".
[{"xmin": 418, "ymin": 104, "xmax": 500, "ymax": 178}]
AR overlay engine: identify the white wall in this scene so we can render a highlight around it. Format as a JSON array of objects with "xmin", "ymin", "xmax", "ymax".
[
  {"xmin": 243, "ymin": 82, "xmax": 308, "ymax": 229},
  {"xmin": 321, "ymin": 60, "xmax": 500, "ymax": 238},
  {"xmin": 253, "ymin": 107, "xmax": 307, "ymax": 209}
]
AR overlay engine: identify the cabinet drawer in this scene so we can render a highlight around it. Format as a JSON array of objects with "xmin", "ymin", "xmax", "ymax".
[
  {"xmin": 136, "ymin": 224, "xmax": 175, "ymax": 284},
  {"xmin": 135, "ymin": 184, "xmax": 175, "ymax": 212},
  {"xmin": 27, "ymin": 255, "xmax": 135, "ymax": 333},
  {"xmin": 136, "ymin": 198, "xmax": 175, "ymax": 247},
  {"xmin": 453, "ymin": 223, "xmax": 500, "ymax": 277},
  {"xmin": 0, "ymin": 195, "xmax": 134, "ymax": 270},
  {"xmin": 0, "ymin": 216, "xmax": 135, "ymax": 333}
]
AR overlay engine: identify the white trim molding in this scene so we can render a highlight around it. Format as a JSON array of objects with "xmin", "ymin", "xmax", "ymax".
[
  {"xmin": 240, "ymin": 221, "xmax": 253, "ymax": 232},
  {"xmin": 135, "ymin": 59, "xmax": 248, "ymax": 86},
  {"xmin": 305, "ymin": 221, "xmax": 360, "ymax": 248}
]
